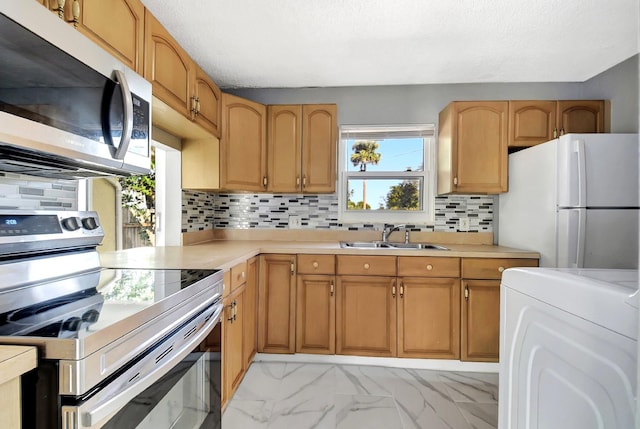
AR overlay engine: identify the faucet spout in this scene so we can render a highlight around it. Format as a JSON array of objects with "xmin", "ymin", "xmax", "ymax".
[{"xmin": 381, "ymin": 224, "xmax": 406, "ymax": 242}]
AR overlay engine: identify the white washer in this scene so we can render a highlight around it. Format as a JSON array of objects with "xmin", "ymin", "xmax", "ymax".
[{"xmin": 499, "ymin": 268, "xmax": 638, "ymax": 429}]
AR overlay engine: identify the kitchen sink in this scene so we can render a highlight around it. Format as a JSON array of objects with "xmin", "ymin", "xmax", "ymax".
[{"xmin": 340, "ymin": 241, "xmax": 449, "ymax": 250}]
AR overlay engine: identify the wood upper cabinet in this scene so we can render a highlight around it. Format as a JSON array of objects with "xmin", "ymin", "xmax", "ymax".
[
  {"xmin": 438, "ymin": 101, "xmax": 508, "ymax": 195},
  {"xmin": 220, "ymin": 93, "xmax": 268, "ymax": 192},
  {"xmin": 193, "ymin": 63, "xmax": 222, "ymax": 137},
  {"xmin": 508, "ymin": 100, "xmax": 607, "ymax": 148},
  {"xmin": 144, "ymin": 10, "xmax": 193, "ymax": 117},
  {"xmin": 461, "ymin": 258, "xmax": 538, "ymax": 362},
  {"xmin": 38, "ymin": 0, "xmax": 145, "ymax": 74},
  {"xmin": 267, "ymin": 104, "xmax": 337, "ymax": 193},
  {"xmin": 557, "ymin": 100, "xmax": 606, "ymax": 135},
  {"xmin": 222, "ymin": 286, "xmax": 244, "ymax": 405},
  {"xmin": 243, "ymin": 257, "xmax": 258, "ymax": 369},
  {"xmin": 508, "ymin": 100, "xmax": 557, "ymax": 148},
  {"xmin": 258, "ymin": 254, "xmax": 296, "ymax": 353},
  {"xmin": 301, "ymin": 104, "xmax": 337, "ymax": 193}
]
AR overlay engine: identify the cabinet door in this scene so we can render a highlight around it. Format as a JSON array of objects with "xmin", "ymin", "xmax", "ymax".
[
  {"xmin": 398, "ymin": 277, "xmax": 460, "ymax": 359},
  {"xmin": 144, "ymin": 10, "xmax": 192, "ymax": 117},
  {"xmin": 194, "ymin": 64, "xmax": 222, "ymax": 138},
  {"xmin": 258, "ymin": 254, "xmax": 296, "ymax": 353},
  {"xmin": 220, "ymin": 93, "xmax": 267, "ymax": 192},
  {"xmin": 77, "ymin": 0, "xmax": 144, "ymax": 74},
  {"xmin": 508, "ymin": 101, "xmax": 557, "ymax": 148},
  {"xmin": 267, "ymin": 105, "xmax": 302, "ymax": 193},
  {"xmin": 336, "ymin": 276, "xmax": 397, "ymax": 357},
  {"xmin": 302, "ymin": 104, "xmax": 337, "ymax": 193},
  {"xmin": 222, "ymin": 289, "xmax": 244, "ymax": 405},
  {"xmin": 296, "ymin": 275, "xmax": 335, "ymax": 354},
  {"xmin": 557, "ymin": 100, "xmax": 605, "ymax": 134},
  {"xmin": 438, "ymin": 101, "xmax": 508, "ymax": 194},
  {"xmin": 243, "ymin": 257, "xmax": 258, "ymax": 369},
  {"xmin": 461, "ymin": 280, "xmax": 500, "ymax": 362}
]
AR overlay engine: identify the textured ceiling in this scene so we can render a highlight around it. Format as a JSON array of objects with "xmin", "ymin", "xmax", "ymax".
[{"xmin": 140, "ymin": 0, "xmax": 639, "ymax": 89}]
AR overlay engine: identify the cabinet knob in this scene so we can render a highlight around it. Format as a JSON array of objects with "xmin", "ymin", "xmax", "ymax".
[
  {"xmin": 364, "ymin": 263, "xmax": 370, "ymax": 270},
  {"xmin": 313, "ymin": 262, "xmax": 319, "ymax": 268},
  {"xmin": 426, "ymin": 264, "xmax": 433, "ymax": 271},
  {"xmin": 241, "ymin": 271, "xmax": 246, "ymax": 279},
  {"xmin": 498, "ymin": 266, "xmax": 505, "ymax": 273}
]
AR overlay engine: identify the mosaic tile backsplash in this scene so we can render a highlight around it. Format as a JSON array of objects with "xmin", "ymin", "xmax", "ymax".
[
  {"xmin": 182, "ymin": 192, "xmax": 493, "ymax": 233},
  {"xmin": 0, "ymin": 173, "xmax": 78, "ymax": 210}
]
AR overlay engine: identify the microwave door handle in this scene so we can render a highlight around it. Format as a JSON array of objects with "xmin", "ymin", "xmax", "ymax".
[
  {"xmin": 112, "ymin": 70, "xmax": 133, "ymax": 161},
  {"xmin": 65, "ymin": 303, "xmax": 223, "ymax": 429}
]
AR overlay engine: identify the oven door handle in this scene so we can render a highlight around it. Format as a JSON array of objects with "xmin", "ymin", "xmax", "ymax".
[{"xmin": 61, "ymin": 302, "xmax": 223, "ymax": 429}]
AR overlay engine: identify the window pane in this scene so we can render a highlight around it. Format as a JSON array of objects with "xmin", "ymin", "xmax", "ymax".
[
  {"xmin": 346, "ymin": 178, "xmax": 422, "ymax": 210},
  {"xmin": 346, "ymin": 138, "xmax": 424, "ymax": 172}
]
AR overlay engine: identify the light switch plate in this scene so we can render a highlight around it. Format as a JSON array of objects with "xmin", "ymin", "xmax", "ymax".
[
  {"xmin": 459, "ymin": 217, "xmax": 470, "ymax": 232},
  {"xmin": 288, "ymin": 215, "xmax": 301, "ymax": 229}
]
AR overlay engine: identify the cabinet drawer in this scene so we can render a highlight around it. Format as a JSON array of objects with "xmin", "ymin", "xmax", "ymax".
[
  {"xmin": 397, "ymin": 257, "xmax": 460, "ymax": 278},
  {"xmin": 336, "ymin": 255, "xmax": 396, "ymax": 276},
  {"xmin": 297, "ymin": 254, "xmax": 335, "ymax": 274},
  {"xmin": 230, "ymin": 261, "xmax": 248, "ymax": 291},
  {"xmin": 462, "ymin": 258, "xmax": 538, "ymax": 279}
]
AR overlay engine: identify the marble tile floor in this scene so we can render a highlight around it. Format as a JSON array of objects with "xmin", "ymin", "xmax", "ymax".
[{"xmin": 222, "ymin": 361, "xmax": 498, "ymax": 429}]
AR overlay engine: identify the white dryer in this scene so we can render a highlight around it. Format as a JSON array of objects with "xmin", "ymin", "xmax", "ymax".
[{"xmin": 499, "ymin": 268, "xmax": 638, "ymax": 429}]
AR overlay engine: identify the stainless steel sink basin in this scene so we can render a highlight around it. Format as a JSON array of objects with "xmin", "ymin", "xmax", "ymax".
[{"xmin": 340, "ymin": 241, "xmax": 449, "ymax": 250}]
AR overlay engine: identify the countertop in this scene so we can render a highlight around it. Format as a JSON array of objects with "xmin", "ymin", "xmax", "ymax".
[
  {"xmin": 0, "ymin": 346, "xmax": 37, "ymax": 385},
  {"xmin": 99, "ymin": 240, "xmax": 540, "ymax": 271}
]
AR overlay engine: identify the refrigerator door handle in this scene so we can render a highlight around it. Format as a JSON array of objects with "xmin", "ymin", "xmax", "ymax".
[
  {"xmin": 573, "ymin": 139, "xmax": 587, "ymax": 207},
  {"xmin": 567, "ymin": 208, "xmax": 587, "ymax": 268}
]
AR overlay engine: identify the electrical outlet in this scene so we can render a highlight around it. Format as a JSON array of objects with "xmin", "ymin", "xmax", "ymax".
[
  {"xmin": 459, "ymin": 217, "xmax": 470, "ymax": 232},
  {"xmin": 288, "ymin": 215, "xmax": 301, "ymax": 229}
]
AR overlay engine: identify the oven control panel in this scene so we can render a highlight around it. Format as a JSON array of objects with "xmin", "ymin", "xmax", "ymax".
[{"xmin": 0, "ymin": 210, "xmax": 104, "ymax": 255}]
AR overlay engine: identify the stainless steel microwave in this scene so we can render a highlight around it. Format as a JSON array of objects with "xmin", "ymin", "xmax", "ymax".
[{"xmin": 0, "ymin": 2, "xmax": 152, "ymax": 179}]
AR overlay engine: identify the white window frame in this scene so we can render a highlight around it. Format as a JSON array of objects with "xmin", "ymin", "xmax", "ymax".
[{"xmin": 338, "ymin": 124, "xmax": 436, "ymax": 224}]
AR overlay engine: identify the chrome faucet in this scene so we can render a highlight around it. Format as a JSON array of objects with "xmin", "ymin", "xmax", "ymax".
[{"xmin": 381, "ymin": 224, "xmax": 406, "ymax": 242}]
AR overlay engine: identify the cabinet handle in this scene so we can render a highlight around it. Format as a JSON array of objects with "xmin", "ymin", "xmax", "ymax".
[
  {"xmin": 57, "ymin": 0, "xmax": 65, "ymax": 19},
  {"xmin": 302, "ymin": 176, "xmax": 307, "ymax": 188},
  {"xmin": 71, "ymin": 0, "xmax": 79, "ymax": 28},
  {"xmin": 363, "ymin": 263, "xmax": 370, "ymax": 270},
  {"xmin": 312, "ymin": 261, "xmax": 319, "ymax": 268},
  {"xmin": 392, "ymin": 281, "xmax": 396, "ymax": 298},
  {"xmin": 263, "ymin": 176, "xmax": 268, "ymax": 187},
  {"xmin": 196, "ymin": 98, "xmax": 201, "ymax": 116},
  {"xmin": 226, "ymin": 302, "xmax": 235, "ymax": 322},
  {"xmin": 290, "ymin": 261, "xmax": 295, "ymax": 275},
  {"xmin": 241, "ymin": 271, "xmax": 246, "ymax": 279},
  {"xmin": 400, "ymin": 282, "xmax": 404, "ymax": 298},
  {"xmin": 330, "ymin": 281, "xmax": 334, "ymax": 296},
  {"xmin": 464, "ymin": 284, "xmax": 469, "ymax": 301},
  {"xmin": 233, "ymin": 300, "xmax": 237, "ymax": 322},
  {"xmin": 553, "ymin": 128, "xmax": 558, "ymax": 139},
  {"xmin": 426, "ymin": 264, "xmax": 433, "ymax": 271},
  {"xmin": 296, "ymin": 176, "xmax": 300, "ymax": 186},
  {"xmin": 498, "ymin": 266, "xmax": 505, "ymax": 273},
  {"xmin": 453, "ymin": 177, "xmax": 458, "ymax": 186},
  {"xmin": 560, "ymin": 128, "xmax": 565, "ymax": 136}
]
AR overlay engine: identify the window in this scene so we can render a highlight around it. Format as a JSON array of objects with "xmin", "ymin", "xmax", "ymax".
[{"xmin": 338, "ymin": 125, "xmax": 436, "ymax": 224}]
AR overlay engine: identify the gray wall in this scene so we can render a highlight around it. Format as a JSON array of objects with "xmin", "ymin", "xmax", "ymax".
[
  {"xmin": 581, "ymin": 55, "xmax": 638, "ymax": 133},
  {"xmin": 229, "ymin": 55, "xmax": 638, "ymax": 133}
]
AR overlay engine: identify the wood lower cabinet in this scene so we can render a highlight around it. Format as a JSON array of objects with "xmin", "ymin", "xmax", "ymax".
[
  {"xmin": 336, "ymin": 275, "xmax": 397, "ymax": 357},
  {"xmin": 296, "ymin": 274, "xmax": 335, "ymax": 354},
  {"xmin": 461, "ymin": 258, "xmax": 539, "ymax": 362},
  {"xmin": 222, "ymin": 286, "xmax": 244, "ymax": 406},
  {"xmin": 220, "ymin": 93, "xmax": 268, "ymax": 192},
  {"xmin": 243, "ymin": 257, "xmax": 258, "ymax": 368},
  {"xmin": 258, "ymin": 254, "xmax": 296, "ymax": 353},
  {"xmin": 438, "ymin": 101, "xmax": 508, "ymax": 195}
]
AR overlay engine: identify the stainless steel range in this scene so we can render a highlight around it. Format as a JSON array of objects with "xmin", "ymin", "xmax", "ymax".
[{"xmin": 0, "ymin": 210, "xmax": 223, "ymax": 429}]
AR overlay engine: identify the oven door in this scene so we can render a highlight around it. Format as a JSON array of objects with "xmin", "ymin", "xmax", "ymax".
[{"xmin": 60, "ymin": 302, "xmax": 223, "ymax": 429}]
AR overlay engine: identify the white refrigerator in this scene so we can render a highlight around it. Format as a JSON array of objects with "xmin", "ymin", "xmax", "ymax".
[{"xmin": 498, "ymin": 133, "xmax": 639, "ymax": 269}]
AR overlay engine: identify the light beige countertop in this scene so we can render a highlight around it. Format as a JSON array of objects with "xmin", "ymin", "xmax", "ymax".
[
  {"xmin": 99, "ymin": 240, "xmax": 540, "ymax": 271},
  {"xmin": 0, "ymin": 346, "xmax": 37, "ymax": 385}
]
